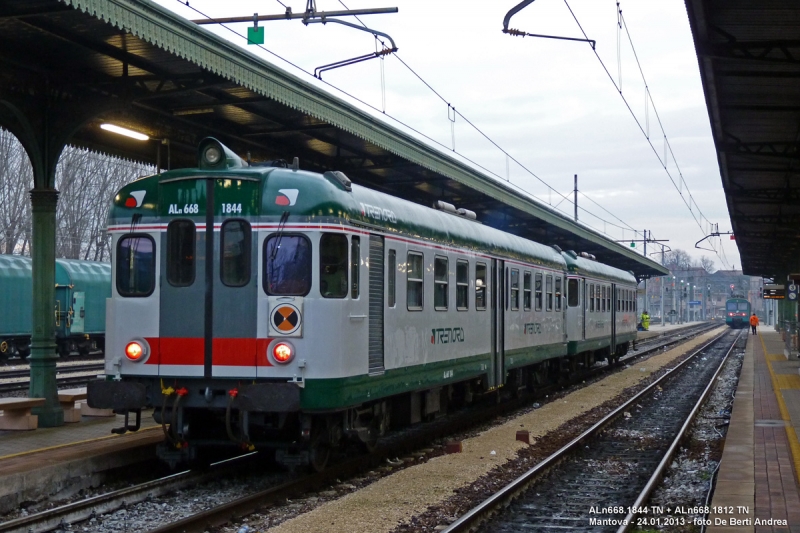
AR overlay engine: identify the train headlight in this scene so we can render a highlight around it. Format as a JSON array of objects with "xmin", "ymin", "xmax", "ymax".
[
  {"xmin": 272, "ymin": 342, "xmax": 294, "ymax": 364},
  {"xmin": 203, "ymin": 145, "xmax": 222, "ymax": 165},
  {"xmin": 124, "ymin": 339, "xmax": 149, "ymax": 362}
]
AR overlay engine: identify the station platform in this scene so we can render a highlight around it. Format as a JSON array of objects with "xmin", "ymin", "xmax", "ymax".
[
  {"xmin": 709, "ymin": 329, "xmax": 800, "ymax": 532},
  {"xmin": 0, "ymin": 411, "xmax": 163, "ymax": 513},
  {"xmin": 636, "ymin": 319, "xmax": 709, "ymax": 340}
]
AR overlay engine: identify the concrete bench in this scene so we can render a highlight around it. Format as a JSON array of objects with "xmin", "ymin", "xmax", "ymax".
[
  {"xmin": 0, "ymin": 397, "xmax": 45, "ymax": 430},
  {"xmin": 58, "ymin": 388, "xmax": 114, "ymax": 420}
]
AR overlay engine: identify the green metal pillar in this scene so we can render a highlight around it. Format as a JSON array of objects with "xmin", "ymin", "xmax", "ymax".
[{"xmin": 29, "ymin": 188, "xmax": 63, "ymax": 427}]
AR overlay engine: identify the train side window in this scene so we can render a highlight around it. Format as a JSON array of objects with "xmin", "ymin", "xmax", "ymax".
[
  {"xmin": 265, "ymin": 234, "xmax": 311, "ymax": 295},
  {"xmin": 407, "ymin": 252, "xmax": 424, "ymax": 310},
  {"xmin": 589, "ymin": 284, "xmax": 595, "ymax": 312},
  {"xmin": 523, "ymin": 271, "xmax": 532, "ymax": 311},
  {"xmin": 319, "ymin": 233, "xmax": 348, "ymax": 298},
  {"xmin": 351, "ymin": 236, "xmax": 360, "ymax": 299},
  {"xmin": 601, "ymin": 286, "xmax": 606, "ymax": 312},
  {"xmin": 388, "ymin": 249, "xmax": 397, "ymax": 307},
  {"xmin": 510, "ymin": 269, "xmax": 520, "ymax": 311},
  {"xmin": 167, "ymin": 220, "xmax": 195, "ymax": 287},
  {"xmin": 595, "ymin": 285, "xmax": 601, "ymax": 312},
  {"xmin": 568, "ymin": 278, "xmax": 579, "ymax": 307},
  {"xmin": 456, "ymin": 259, "xmax": 469, "ymax": 311},
  {"xmin": 606, "ymin": 285, "xmax": 611, "ymax": 312},
  {"xmin": 221, "ymin": 220, "xmax": 251, "ymax": 287},
  {"xmin": 117, "ymin": 235, "xmax": 156, "ymax": 297},
  {"xmin": 555, "ymin": 277, "xmax": 562, "ymax": 311},
  {"xmin": 535, "ymin": 273, "xmax": 543, "ymax": 311},
  {"xmin": 434, "ymin": 256, "xmax": 448, "ymax": 310},
  {"xmin": 475, "ymin": 262, "xmax": 487, "ymax": 310},
  {"xmin": 546, "ymin": 274, "xmax": 553, "ymax": 311}
]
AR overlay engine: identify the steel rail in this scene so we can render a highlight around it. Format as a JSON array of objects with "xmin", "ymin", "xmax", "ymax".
[
  {"xmin": 441, "ymin": 326, "xmax": 732, "ymax": 533},
  {"xmin": 616, "ymin": 330, "xmax": 744, "ymax": 532},
  {"xmin": 0, "ymin": 471, "xmax": 195, "ymax": 533},
  {"xmin": 0, "ymin": 363, "xmax": 104, "ymax": 380},
  {"xmin": 0, "ymin": 366, "xmax": 104, "ymax": 394}
]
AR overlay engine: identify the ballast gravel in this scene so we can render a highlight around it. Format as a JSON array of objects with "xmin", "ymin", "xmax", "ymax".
[{"xmin": 254, "ymin": 327, "xmax": 727, "ymax": 533}]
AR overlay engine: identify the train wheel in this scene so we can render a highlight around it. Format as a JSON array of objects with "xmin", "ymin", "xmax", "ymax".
[{"xmin": 309, "ymin": 424, "xmax": 331, "ymax": 472}]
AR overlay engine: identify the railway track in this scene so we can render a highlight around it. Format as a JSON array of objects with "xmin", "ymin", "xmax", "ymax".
[
  {"xmin": 0, "ymin": 363, "xmax": 104, "ymax": 394},
  {"xmin": 442, "ymin": 328, "xmax": 743, "ymax": 533},
  {"xmin": 0, "ymin": 324, "xmax": 720, "ymax": 533}
]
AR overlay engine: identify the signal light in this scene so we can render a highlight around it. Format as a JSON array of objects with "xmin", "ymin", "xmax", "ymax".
[
  {"xmin": 125, "ymin": 341, "xmax": 145, "ymax": 361},
  {"xmin": 273, "ymin": 342, "xmax": 293, "ymax": 364}
]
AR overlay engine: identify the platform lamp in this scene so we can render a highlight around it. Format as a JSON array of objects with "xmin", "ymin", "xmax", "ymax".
[{"xmin": 100, "ymin": 123, "xmax": 170, "ymax": 173}]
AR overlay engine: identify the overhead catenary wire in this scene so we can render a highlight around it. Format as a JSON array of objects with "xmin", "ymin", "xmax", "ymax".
[
  {"xmin": 562, "ymin": 0, "xmax": 731, "ymax": 269},
  {"xmin": 177, "ymin": 0, "xmax": 649, "ymax": 247}
]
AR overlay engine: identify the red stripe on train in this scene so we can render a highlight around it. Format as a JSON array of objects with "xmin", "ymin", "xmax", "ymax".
[{"xmin": 144, "ymin": 337, "xmax": 273, "ymax": 366}]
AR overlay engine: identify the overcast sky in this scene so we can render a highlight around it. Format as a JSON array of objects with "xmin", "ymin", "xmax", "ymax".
[{"xmin": 153, "ymin": 0, "xmax": 741, "ymax": 272}]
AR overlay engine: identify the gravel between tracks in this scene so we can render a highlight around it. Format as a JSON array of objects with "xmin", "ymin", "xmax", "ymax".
[{"xmin": 246, "ymin": 327, "xmax": 727, "ymax": 533}]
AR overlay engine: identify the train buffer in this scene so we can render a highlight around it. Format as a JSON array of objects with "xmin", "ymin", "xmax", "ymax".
[
  {"xmin": 0, "ymin": 397, "xmax": 45, "ymax": 430},
  {"xmin": 58, "ymin": 388, "xmax": 113, "ymax": 422}
]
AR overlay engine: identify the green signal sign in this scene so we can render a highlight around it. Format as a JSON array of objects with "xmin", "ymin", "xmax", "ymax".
[
  {"xmin": 247, "ymin": 26, "xmax": 264, "ymax": 45},
  {"xmin": 630, "ymin": 242, "xmax": 635, "ymax": 247}
]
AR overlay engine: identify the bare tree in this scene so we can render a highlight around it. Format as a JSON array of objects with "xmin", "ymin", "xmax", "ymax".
[
  {"xmin": 697, "ymin": 255, "xmax": 716, "ymax": 274},
  {"xmin": 56, "ymin": 146, "xmax": 154, "ymax": 261},
  {"xmin": 664, "ymin": 249, "xmax": 694, "ymax": 272},
  {"xmin": 0, "ymin": 129, "xmax": 33, "ymax": 254},
  {"xmin": 0, "ymin": 129, "xmax": 154, "ymax": 260}
]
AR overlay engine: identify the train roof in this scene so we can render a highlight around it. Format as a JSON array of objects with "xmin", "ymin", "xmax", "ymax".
[
  {"xmin": 110, "ymin": 164, "xmax": 568, "ymax": 270},
  {"xmin": 0, "ymin": 255, "xmax": 110, "ymax": 287},
  {"xmin": 561, "ymin": 250, "xmax": 637, "ymax": 285}
]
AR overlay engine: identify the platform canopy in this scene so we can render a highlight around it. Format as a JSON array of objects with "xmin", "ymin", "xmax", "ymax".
[
  {"xmin": 685, "ymin": 0, "xmax": 800, "ymax": 278},
  {"xmin": 0, "ymin": 0, "xmax": 666, "ymax": 278}
]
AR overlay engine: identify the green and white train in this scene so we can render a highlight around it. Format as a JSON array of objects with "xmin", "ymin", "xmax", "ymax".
[{"xmin": 88, "ymin": 138, "xmax": 638, "ymax": 469}]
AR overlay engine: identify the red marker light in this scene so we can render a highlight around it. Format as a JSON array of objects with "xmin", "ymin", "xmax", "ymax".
[
  {"xmin": 273, "ymin": 342, "xmax": 293, "ymax": 363},
  {"xmin": 125, "ymin": 341, "xmax": 144, "ymax": 361}
]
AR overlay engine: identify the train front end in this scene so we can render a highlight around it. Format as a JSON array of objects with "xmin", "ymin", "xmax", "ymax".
[{"xmin": 88, "ymin": 138, "xmax": 363, "ymax": 468}]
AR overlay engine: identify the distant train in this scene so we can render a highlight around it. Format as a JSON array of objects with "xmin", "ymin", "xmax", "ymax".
[
  {"xmin": 89, "ymin": 137, "xmax": 640, "ymax": 470},
  {"xmin": 724, "ymin": 297, "xmax": 751, "ymax": 329},
  {"xmin": 0, "ymin": 255, "xmax": 110, "ymax": 359}
]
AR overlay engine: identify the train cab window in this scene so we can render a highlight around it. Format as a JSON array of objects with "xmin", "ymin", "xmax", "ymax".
[
  {"xmin": 221, "ymin": 220, "xmax": 251, "ymax": 287},
  {"xmin": 510, "ymin": 269, "xmax": 520, "ymax": 311},
  {"xmin": 265, "ymin": 234, "xmax": 311, "ymax": 295},
  {"xmin": 535, "ymin": 273, "xmax": 543, "ymax": 311},
  {"xmin": 475, "ymin": 262, "xmax": 487, "ymax": 310},
  {"xmin": 523, "ymin": 271, "xmax": 532, "ymax": 311},
  {"xmin": 456, "ymin": 260, "xmax": 469, "ymax": 310},
  {"xmin": 407, "ymin": 252, "xmax": 424, "ymax": 310},
  {"xmin": 546, "ymin": 275, "xmax": 553, "ymax": 311},
  {"xmin": 555, "ymin": 277, "xmax": 562, "ymax": 312},
  {"xmin": 320, "ymin": 233, "xmax": 348, "ymax": 298},
  {"xmin": 568, "ymin": 279, "xmax": 579, "ymax": 307},
  {"xmin": 117, "ymin": 235, "xmax": 156, "ymax": 297},
  {"xmin": 350, "ymin": 236, "xmax": 360, "ymax": 299},
  {"xmin": 167, "ymin": 220, "xmax": 195, "ymax": 287},
  {"xmin": 388, "ymin": 249, "xmax": 397, "ymax": 307},
  {"xmin": 434, "ymin": 256, "xmax": 448, "ymax": 310}
]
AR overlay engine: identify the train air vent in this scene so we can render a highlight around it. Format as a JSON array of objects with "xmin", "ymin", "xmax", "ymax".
[
  {"xmin": 434, "ymin": 200, "xmax": 458, "ymax": 214},
  {"xmin": 323, "ymin": 171, "xmax": 352, "ymax": 191},
  {"xmin": 457, "ymin": 208, "xmax": 477, "ymax": 220}
]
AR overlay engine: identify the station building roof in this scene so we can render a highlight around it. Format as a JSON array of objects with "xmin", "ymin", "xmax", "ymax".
[
  {"xmin": 0, "ymin": 0, "xmax": 667, "ymax": 278},
  {"xmin": 685, "ymin": 0, "xmax": 800, "ymax": 278}
]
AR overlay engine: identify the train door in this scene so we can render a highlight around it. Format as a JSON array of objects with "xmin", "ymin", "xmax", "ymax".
[
  {"xmin": 489, "ymin": 259, "xmax": 505, "ymax": 389},
  {"xmin": 610, "ymin": 284, "xmax": 617, "ymax": 353},
  {"xmin": 71, "ymin": 292, "xmax": 85, "ymax": 334},
  {"xmin": 564, "ymin": 278, "xmax": 583, "ymax": 342},
  {"xmin": 368, "ymin": 235, "xmax": 385, "ymax": 374},
  {"xmin": 159, "ymin": 177, "xmax": 260, "ymax": 379}
]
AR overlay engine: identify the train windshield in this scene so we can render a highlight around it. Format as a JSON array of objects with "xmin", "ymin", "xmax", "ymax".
[
  {"xmin": 116, "ymin": 235, "xmax": 155, "ymax": 297},
  {"xmin": 738, "ymin": 302, "xmax": 749, "ymax": 311},
  {"xmin": 264, "ymin": 234, "xmax": 311, "ymax": 295}
]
